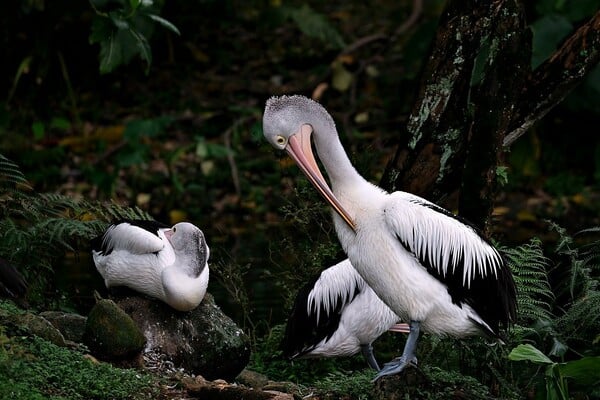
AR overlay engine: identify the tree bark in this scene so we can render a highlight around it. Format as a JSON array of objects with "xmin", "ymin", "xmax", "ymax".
[
  {"xmin": 381, "ymin": 0, "xmax": 600, "ymax": 232},
  {"xmin": 458, "ymin": 0, "xmax": 529, "ymax": 233},
  {"xmin": 380, "ymin": 0, "xmax": 486, "ymax": 204},
  {"xmin": 504, "ymin": 9, "xmax": 600, "ymax": 147}
]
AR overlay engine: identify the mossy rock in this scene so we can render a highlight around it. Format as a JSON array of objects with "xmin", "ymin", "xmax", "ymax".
[
  {"xmin": 40, "ymin": 310, "xmax": 87, "ymax": 343},
  {"xmin": 2, "ymin": 312, "xmax": 66, "ymax": 347},
  {"xmin": 116, "ymin": 292, "xmax": 251, "ymax": 381},
  {"xmin": 83, "ymin": 298, "xmax": 146, "ymax": 360}
]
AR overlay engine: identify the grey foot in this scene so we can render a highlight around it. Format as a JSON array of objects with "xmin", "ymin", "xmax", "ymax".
[{"xmin": 372, "ymin": 356, "xmax": 417, "ymax": 382}]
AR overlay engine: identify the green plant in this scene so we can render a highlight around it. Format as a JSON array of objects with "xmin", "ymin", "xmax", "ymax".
[
  {"xmin": 504, "ymin": 224, "xmax": 600, "ymax": 398},
  {"xmin": 0, "ymin": 154, "xmax": 31, "ymax": 193},
  {"xmin": 509, "ymin": 343, "xmax": 600, "ymax": 400},
  {"xmin": 273, "ymin": 4, "xmax": 346, "ymax": 50},
  {"xmin": 0, "ymin": 153, "xmax": 152, "ymax": 307},
  {"xmin": 89, "ymin": 0, "xmax": 180, "ymax": 74},
  {"xmin": 503, "ymin": 238, "xmax": 554, "ymax": 323},
  {"xmin": 314, "ymin": 369, "xmax": 375, "ymax": 400}
]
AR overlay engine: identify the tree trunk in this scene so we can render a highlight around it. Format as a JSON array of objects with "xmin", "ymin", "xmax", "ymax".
[
  {"xmin": 459, "ymin": 0, "xmax": 529, "ymax": 233},
  {"xmin": 380, "ymin": 0, "xmax": 600, "ymax": 233}
]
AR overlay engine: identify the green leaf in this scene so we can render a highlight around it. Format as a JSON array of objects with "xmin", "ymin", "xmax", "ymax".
[
  {"xmin": 146, "ymin": 13, "xmax": 180, "ymax": 35},
  {"xmin": 545, "ymin": 365, "xmax": 569, "ymax": 400},
  {"xmin": 496, "ymin": 165, "xmax": 508, "ymax": 186},
  {"xmin": 508, "ymin": 344, "xmax": 554, "ymax": 364},
  {"xmin": 124, "ymin": 117, "xmax": 172, "ymax": 140},
  {"xmin": 109, "ymin": 13, "xmax": 130, "ymax": 30},
  {"xmin": 536, "ymin": 0, "xmax": 600, "ymax": 22},
  {"xmin": 530, "ymin": 14, "xmax": 572, "ymax": 69},
  {"xmin": 558, "ymin": 356, "xmax": 600, "ymax": 387},
  {"xmin": 98, "ymin": 32, "xmax": 122, "ymax": 74},
  {"xmin": 31, "ymin": 121, "xmax": 45, "ymax": 140},
  {"xmin": 49, "ymin": 117, "xmax": 71, "ymax": 131},
  {"xmin": 282, "ymin": 4, "xmax": 346, "ymax": 49},
  {"xmin": 129, "ymin": 0, "xmax": 141, "ymax": 11},
  {"xmin": 89, "ymin": 16, "xmax": 114, "ymax": 45},
  {"xmin": 128, "ymin": 27, "xmax": 152, "ymax": 72}
]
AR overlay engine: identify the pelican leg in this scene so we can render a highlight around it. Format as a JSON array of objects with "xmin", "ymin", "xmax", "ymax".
[
  {"xmin": 372, "ymin": 320, "xmax": 420, "ymax": 382},
  {"xmin": 360, "ymin": 343, "xmax": 380, "ymax": 371}
]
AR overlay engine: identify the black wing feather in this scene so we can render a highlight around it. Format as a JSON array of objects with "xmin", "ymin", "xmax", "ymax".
[{"xmin": 281, "ymin": 269, "xmax": 361, "ymax": 359}]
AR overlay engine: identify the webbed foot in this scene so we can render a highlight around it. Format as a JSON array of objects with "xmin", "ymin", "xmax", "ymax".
[{"xmin": 372, "ymin": 355, "xmax": 417, "ymax": 381}]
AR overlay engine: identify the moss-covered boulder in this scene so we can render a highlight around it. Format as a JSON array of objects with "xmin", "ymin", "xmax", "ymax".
[
  {"xmin": 3, "ymin": 312, "xmax": 67, "ymax": 347},
  {"xmin": 116, "ymin": 292, "xmax": 251, "ymax": 381},
  {"xmin": 40, "ymin": 310, "xmax": 87, "ymax": 343},
  {"xmin": 83, "ymin": 298, "xmax": 146, "ymax": 360}
]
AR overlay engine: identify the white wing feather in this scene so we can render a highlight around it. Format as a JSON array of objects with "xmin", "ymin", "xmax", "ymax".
[
  {"xmin": 101, "ymin": 223, "xmax": 165, "ymax": 255},
  {"xmin": 384, "ymin": 192, "xmax": 503, "ymax": 287},
  {"xmin": 307, "ymin": 259, "xmax": 364, "ymax": 323}
]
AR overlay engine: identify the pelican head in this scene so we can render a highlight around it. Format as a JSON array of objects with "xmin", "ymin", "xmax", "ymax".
[
  {"xmin": 263, "ymin": 95, "xmax": 356, "ymax": 231},
  {"xmin": 161, "ymin": 222, "xmax": 210, "ymax": 311},
  {"xmin": 165, "ymin": 222, "xmax": 209, "ymax": 277}
]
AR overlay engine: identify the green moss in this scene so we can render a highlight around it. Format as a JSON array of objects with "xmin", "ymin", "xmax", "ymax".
[
  {"xmin": 0, "ymin": 333, "xmax": 157, "ymax": 400},
  {"xmin": 83, "ymin": 299, "xmax": 146, "ymax": 359},
  {"xmin": 314, "ymin": 369, "xmax": 374, "ymax": 399}
]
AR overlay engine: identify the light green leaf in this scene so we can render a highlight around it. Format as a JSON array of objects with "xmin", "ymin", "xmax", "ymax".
[
  {"xmin": 496, "ymin": 165, "xmax": 508, "ymax": 186},
  {"xmin": 508, "ymin": 344, "xmax": 554, "ymax": 364},
  {"xmin": 109, "ymin": 13, "xmax": 130, "ymax": 30},
  {"xmin": 146, "ymin": 13, "xmax": 180, "ymax": 35}
]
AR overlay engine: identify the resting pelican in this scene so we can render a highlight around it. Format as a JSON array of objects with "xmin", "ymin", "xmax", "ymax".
[
  {"xmin": 92, "ymin": 219, "xmax": 210, "ymax": 312},
  {"xmin": 282, "ymin": 258, "xmax": 409, "ymax": 370},
  {"xmin": 263, "ymin": 95, "xmax": 517, "ymax": 380}
]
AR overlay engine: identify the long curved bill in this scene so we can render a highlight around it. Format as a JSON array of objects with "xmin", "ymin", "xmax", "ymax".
[{"xmin": 285, "ymin": 125, "xmax": 356, "ymax": 232}]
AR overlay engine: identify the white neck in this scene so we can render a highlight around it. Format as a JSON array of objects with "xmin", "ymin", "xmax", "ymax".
[
  {"xmin": 312, "ymin": 123, "xmax": 367, "ymax": 191},
  {"xmin": 162, "ymin": 264, "xmax": 209, "ymax": 311}
]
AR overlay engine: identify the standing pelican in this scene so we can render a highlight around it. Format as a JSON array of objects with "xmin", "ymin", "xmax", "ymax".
[
  {"xmin": 92, "ymin": 219, "xmax": 210, "ymax": 312},
  {"xmin": 282, "ymin": 258, "xmax": 409, "ymax": 370},
  {"xmin": 263, "ymin": 95, "xmax": 517, "ymax": 380}
]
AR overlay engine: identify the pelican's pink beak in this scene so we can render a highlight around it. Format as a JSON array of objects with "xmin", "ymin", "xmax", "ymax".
[
  {"xmin": 285, "ymin": 124, "xmax": 356, "ymax": 232},
  {"xmin": 163, "ymin": 228, "xmax": 174, "ymax": 243}
]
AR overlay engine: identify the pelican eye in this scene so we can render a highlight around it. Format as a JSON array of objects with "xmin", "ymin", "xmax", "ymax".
[
  {"xmin": 275, "ymin": 135, "xmax": 286, "ymax": 146},
  {"xmin": 172, "ymin": 227, "xmax": 177, "ymax": 232}
]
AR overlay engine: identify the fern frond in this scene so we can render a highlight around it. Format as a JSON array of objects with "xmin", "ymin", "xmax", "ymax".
[
  {"xmin": 554, "ymin": 290, "xmax": 600, "ymax": 344},
  {"xmin": 546, "ymin": 223, "xmax": 600, "ymax": 347},
  {"xmin": 0, "ymin": 154, "xmax": 32, "ymax": 192},
  {"xmin": 0, "ymin": 188, "xmax": 155, "ymax": 307},
  {"xmin": 551, "ymin": 223, "xmax": 599, "ymax": 298},
  {"xmin": 502, "ymin": 238, "xmax": 554, "ymax": 323}
]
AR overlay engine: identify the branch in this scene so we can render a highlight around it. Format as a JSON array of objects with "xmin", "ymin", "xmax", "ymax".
[{"xmin": 504, "ymin": 9, "xmax": 600, "ymax": 147}]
